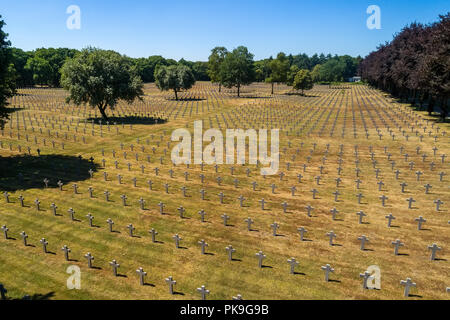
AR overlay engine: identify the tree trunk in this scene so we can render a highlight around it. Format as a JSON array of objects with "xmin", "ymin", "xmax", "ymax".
[
  {"xmin": 98, "ymin": 105, "xmax": 109, "ymax": 121},
  {"xmin": 428, "ymin": 96, "xmax": 435, "ymax": 116},
  {"xmin": 271, "ymin": 83, "xmax": 274, "ymax": 95},
  {"xmin": 174, "ymin": 89, "xmax": 178, "ymax": 101},
  {"xmin": 237, "ymin": 83, "xmax": 240, "ymax": 97},
  {"xmin": 219, "ymin": 83, "xmax": 222, "ymax": 93},
  {"xmin": 441, "ymin": 95, "xmax": 448, "ymax": 121}
]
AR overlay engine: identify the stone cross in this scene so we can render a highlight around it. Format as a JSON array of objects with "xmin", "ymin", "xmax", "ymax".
[
  {"xmin": 326, "ymin": 231, "xmax": 337, "ymax": 246},
  {"xmin": 287, "ymin": 258, "xmax": 299, "ymax": 274},
  {"xmin": 85, "ymin": 252, "xmax": 94, "ymax": 268},
  {"xmin": 238, "ymin": 195, "xmax": 245, "ymax": 207},
  {"xmin": 333, "ymin": 191, "xmax": 340, "ymax": 202},
  {"xmin": 40, "ymin": 238, "xmax": 48, "ymax": 253},
  {"xmin": 173, "ymin": 234, "xmax": 182, "ymax": 248},
  {"xmin": 305, "ymin": 205, "xmax": 314, "ymax": 217},
  {"xmin": 158, "ymin": 202, "xmax": 165, "ymax": 214},
  {"xmin": 136, "ymin": 268, "xmax": 147, "ymax": 286},
  {"xmin": 385, "ymin": 213, "xmax": 395, "ymax": 228},
  {"xmin": 256, "ymin": 251, "xmax": 266, "ymax": 268},
  {"xmin": 34, "ymin": 199, "xmax": 40, "ymax": 211},
  {"xmin": 356, "ymin": 211, "xmax": 367, "ymax": 224},
  {"xmin": 406, "ymin": 197, "xmax": 416, "ymax": 209},
  {"xmin": 321, "ymin": 264, "xmax": 334, "ymax": 282},
  {"xmin": 356, "ymin": 193, "xmax": 364, "ymax": 204},
  {"xmin": 379, "ymin": 195, "xmax": 388, "ymax": 207},
  {"xmin": 178, "ymin": 206, "xmax": 185, "ymax": 219},
  {"xmin": 218, "ymin": 192, "xmax": 225, "ymax": 204},
  {"xmin": 245, "ymin": 217, "xmax": 254, "ymax": 231},
  {"xmin": 109, "ymin": 260, "xmax": 120, "ymax": 277},
  {"xmin": 120, "ymin": 194, "xmax": 127, "ymax": 206},
  {"xmin": 127, "ymin": 224, "xmax": 135, "ymax": 237},
  {"xmin": 62, "ymin": 245, "xmax": 71, "ymax": 261},
  {"xmin": 197, "ymin": 285, "xmax": 210, "ymax": 300},
  {"xmin": 20, "ymin": 231, "xmax": 28, "ymax": 246},
  {"xmin": 400, "ymin": 182, "xmax": 407, "ymax": 193},
  {"xmin": 106, "ymin": 218, "xmax": 114, "ymax": 232},
  {"xmin": 198, "ymin": 209, "xmax": 206, "ymax": 222},
  {"xmin": 226, "ymin": 245, "xmax": 236, "ymax": 261},
  {"xmin": 221, "ymin": 214, "xmax": 230, "ymax": 226},
  {"xmin": 138, "ymin": 198, "xmax": 145, "ymax": 210},
  {"xmin": 259, "ymin": 199, "xmax": 267, "ymax": 210},
  {"xmin": 149, "ymin": 228, "xmax": 158, "ymax": 243},
  {"xmin": 68, "ymin": 208, "xmax": 75, "ymax": 221},
  {"xmin": 281, "ymin": 202, "xmax": 288, "ymax": 213},
  {"xmin": 165, "ymin": 276, "xmax": 176, "ymax": 294},
  {"xmin": 1, "ymin": 225, "xmax": 8, "ymax": 239},
  {"xmin": 400, "ymin": 278, "xmax": 416, "ymax": 297},
  {"xmin": 428, "ymin": 243, "xmax": 442, "ymax": 261},
  {"xmin": 415, "ymin": 216, "xmax": 426, "ymax": 230},
  {"xmin": 434, "ymin": 199, "xmax": 443, "ymax": 211},
  {"xmin": 330, "ymin": 208, "xmax": 338, "ymax": 220},
  {"xmin": 297, "ymin": 227, "xmax": 307, "ymax": 241},
  {"xmin": 391, "ymin": 239, "xmax": 404, "ymax": 255},
  {"xmin": 358, "ymin": 235, "xmax": 369, "ymax": 250},
  {"xmin": 86, "ymin": 213, "xmax": 94, "ymax": 227},
  {"xmin": 270, "ymin": 222, "xmax": 279, "ymax": 236},
  {"xmin": 198, "ymin": 239, "xmax": 208, "ymax": 254},
  {"xmin": 360, "ymin": 271, "xmax": 372, "ymax": 289}
]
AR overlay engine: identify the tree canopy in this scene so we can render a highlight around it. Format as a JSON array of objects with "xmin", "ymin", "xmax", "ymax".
[
  {"xmin": 360, "ymin": 13, "xmax": 449, "ymax": 119},
  {"xmin": 0, "ymin": 15, "xmax": 16, "ymax": 129},
  {"xmin": 293, "ymin": 69, "xmax": 313, "ymax": 94},
  {"xmin": 219, "ymin": 46, "xmax": 255, "ymax": 97},
  {"xmin": 266, "ymin": 52, "xmax": 290, "ymax": 94},
  {"xmin": 154, "ymin": 64, "xmax": 196, "ymax": 101},
  {"xmin": 60, "ymin": 48, "xmax": 144, "ymax": 120},
  {"xmin": 207, "ymin": 47, "xmax": 228, "ymax": 92}
]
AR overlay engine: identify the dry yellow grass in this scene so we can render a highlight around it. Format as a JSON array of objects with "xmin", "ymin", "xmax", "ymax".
[{"xmin": 0, "ymin": 82, "xmax": 448, "ymax": 300}]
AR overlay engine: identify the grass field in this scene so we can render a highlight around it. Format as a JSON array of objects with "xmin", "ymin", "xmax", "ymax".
[{"xmin": 0, "ymin": 82, "xmax": 448, "ymax": 300}]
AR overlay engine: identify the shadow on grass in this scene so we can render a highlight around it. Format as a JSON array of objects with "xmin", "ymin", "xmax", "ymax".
[
  {"xmin": 0, "ymin": 154, "xmax": 100, "ymax": 192},
  {"xmin": 284, "ymin": 92, "xmax": 319, "ymax": 98},
  {"xmin": 166, "ymin": 97, "xmax": 206, "ymax": 102},
  {"xmin": 87, "ymin": 116, "xmax": 167, "ymax": 126}
]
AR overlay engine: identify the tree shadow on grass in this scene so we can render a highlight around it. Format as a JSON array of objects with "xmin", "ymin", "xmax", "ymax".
[
  {"xmin": 87, "ymin": 116, "xmax": 167, "ymax": 126},
  {"xmin": 0, "ymin": 154, "xmax": 100, "ymax": 192},
  {"xmin": 166, "ymin": 97, "xmax": 206, "ymax": 102}
]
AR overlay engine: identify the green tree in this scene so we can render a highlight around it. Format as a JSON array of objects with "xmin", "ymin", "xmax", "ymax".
[
  {"xmin": 286, "ymin": 65, "xmax": 300, "ymax": 86},
  {"xmin": 0, "ymin": 15, "xmax": 16, "ymax": 128},
  {"xmin": 266, "ymin": 52, "xmax": 289, "ymax": 94},
  {"xmin": 254, "ymin": 59, "xmax": 271, "ymax": 82},
  {"xmin": 11, "ymin": 48, "xmax": 33, "ymax": 86},
  {"xmin": 219, "ymin": 46, "xmax": 255, "ymax": 97},
  {"xmin": 60, "ymin": 48, "xmax": 144, "ymax": 121},
  {"xmin": 25, "ymin": 56, "xmax": 52, "ymax": 86},
  {"xmin": 293, "ymin": 69, "xmax": 314, "ymax": 95},
  {"xmin": 154, "ymin": 64, "xmax": 196, "ymax": 101},
  {"xmin": 311, "ymin": 64, "xmax": 322, "ymax": 82},
  {"xmin": 207, "ymin": 47, "xmax": 228, "ymax": 92},
  {"xmin": 192, "ymin": 61, "xmax": 209, "ymax": 81}
]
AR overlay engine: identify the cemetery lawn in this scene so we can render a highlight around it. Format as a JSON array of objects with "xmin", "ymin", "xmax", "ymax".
[{"xmin": 0, "ymin": 83, "xmax": 449, "ymax": 300}]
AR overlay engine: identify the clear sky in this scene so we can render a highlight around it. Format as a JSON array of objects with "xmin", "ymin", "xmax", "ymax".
[{"xmin": 2, "ymin": 0, "xmax": 448, "ymax": 61}]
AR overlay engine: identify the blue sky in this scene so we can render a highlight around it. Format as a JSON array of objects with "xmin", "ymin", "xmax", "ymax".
[{"xmin": 2, "ymin": 0, "xmax": 448, "ymax": 61}]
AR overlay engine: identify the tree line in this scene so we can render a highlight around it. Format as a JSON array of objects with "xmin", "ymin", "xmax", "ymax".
[
  {"xmin": 0, "ymin": 12, "xmax": 363, "ymax": 125},
  {"xmin": 360, "ymin": 13, "xmax": 449, "ymax": 120}
]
